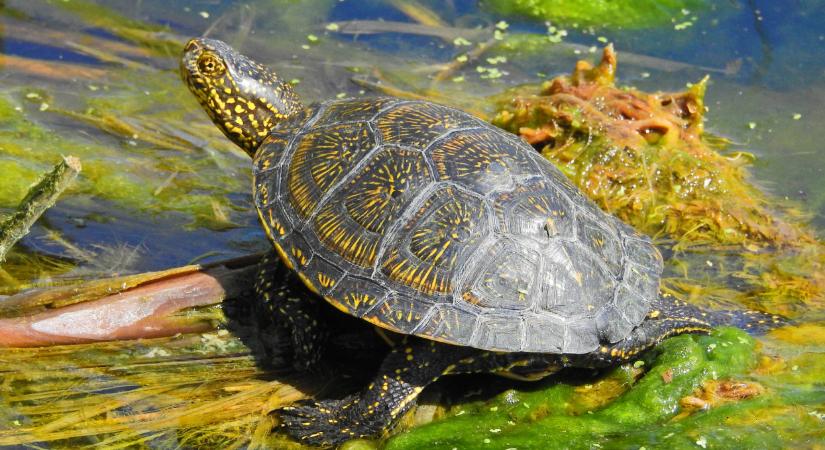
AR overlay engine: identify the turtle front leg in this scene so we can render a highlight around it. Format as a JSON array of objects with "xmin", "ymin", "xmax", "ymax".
[
  {"xmin": 278, "ymin": 338, "xmax": 478, "ymax": 447},
  {"xmin": 256, "ymin": 251, "xmax": 327, "ymax": 372}
]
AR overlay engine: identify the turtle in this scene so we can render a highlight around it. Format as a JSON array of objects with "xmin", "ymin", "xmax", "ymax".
[{"xmin": 180, "ymin": 38, "xmax": 785, "ymax": 447}]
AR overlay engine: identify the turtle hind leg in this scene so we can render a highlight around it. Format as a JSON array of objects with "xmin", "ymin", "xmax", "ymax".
[
  {"xmin": 278, "ymin": 338, "xmax": 479, "ymax": 447},
  {"xmin": 572, "ymin": 292, "xmax": 789, "ymax": 368},
  {"xmin": 256, "ymin": 250, "xmax": 327, "ymax": 372}
]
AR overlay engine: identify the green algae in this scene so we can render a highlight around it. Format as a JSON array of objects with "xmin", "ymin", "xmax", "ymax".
[
  {"xmin": 384, "ymin": 331, "xmax": 825, "ymax": 448},
  {"xmin": 0, "ymin": 160, "xmax": 40, "ymax": 210},
  {"xmin": 386, "ymin": 329, "xmax": 767, "ymax": 449},
  {"xmin": 481, "ymin": 0, "xmax": 717, "ymax": 29},
  {"xmin": 0, "ymin": 71, "xmax": 249, "ymax": 232}
]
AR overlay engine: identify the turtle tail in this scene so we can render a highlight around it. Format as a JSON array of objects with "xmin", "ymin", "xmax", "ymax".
[
  {"xmin": 655, "ymin": 291, "xmax": 789, "ymax": 335},
  {"xmin": 702, "ymin": 307, "xmax": 789, "ymax": 335}
]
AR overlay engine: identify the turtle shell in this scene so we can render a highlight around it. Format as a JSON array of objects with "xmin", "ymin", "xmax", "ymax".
[{"xmin": 252, "ymin": 97, "xmax": 662, "ymax": 354}]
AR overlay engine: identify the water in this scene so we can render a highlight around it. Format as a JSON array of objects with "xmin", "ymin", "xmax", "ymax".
[{"xmin": 0, "ymin": 0, "xmax": 823, "ymax": 448}]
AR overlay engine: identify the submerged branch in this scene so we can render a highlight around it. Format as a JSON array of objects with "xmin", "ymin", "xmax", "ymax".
[
  {"xmin": 0, "ymin": 254, "xmax": 260, "ymax": 347},
  {"xmin": 0, "ymin": 53, "xmax": 107, "ymax": 80},
  {"xmin": 327, "ymin": 19, "xmax": 485, "ymax": 41},
  {"xmin": 388, "ymin": 0, "xmax": 449, "ymax": 28},
  {"xmin": 0, "ymin": 156, "xmax": 81, "ymax": 264}
]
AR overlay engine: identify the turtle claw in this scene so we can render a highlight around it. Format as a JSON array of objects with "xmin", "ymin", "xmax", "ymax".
[{"xmin": 278, "ymin": 397, "xmax": 360, "ymax": 447}]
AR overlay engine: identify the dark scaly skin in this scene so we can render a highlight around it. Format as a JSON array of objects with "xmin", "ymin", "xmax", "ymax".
[
  {"xmin": 255, "ymin": 251, "xmax": 327, "ymax": 371},
  {"xmin": 180, "ymin": 39, "xmax": 303, "ymax": 156},
  {"xmin": 180, "ymin": 38, "xmax": 788, "ymax": 448}
]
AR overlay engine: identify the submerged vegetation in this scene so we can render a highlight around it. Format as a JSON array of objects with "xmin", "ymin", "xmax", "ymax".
[
  {"xmin": 481, "ymin": 0, "xmax": 718, "ymax": 29},
  {"xmin": 0, "ymin": 0, "xmax": 823, "ymax": 449}
]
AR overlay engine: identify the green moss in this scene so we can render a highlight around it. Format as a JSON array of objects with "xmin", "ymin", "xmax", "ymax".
[
  {"xmin": 81, "ymin": 159, "xmax": 155, "ymax": 204},
  {"xmin": 481, "ymin": 0, "xmax": 716, "ymax": 29},
  {"xmin": 0, "ymin": 159, "xmax": 40, "ymax": 209},
  {"xmin": 0, "ymin": 64, "xmax": 250, "ymax": 229},
  {"xmin": 386, "ymin": 329, "xmax": 757, "ymax": 449}
]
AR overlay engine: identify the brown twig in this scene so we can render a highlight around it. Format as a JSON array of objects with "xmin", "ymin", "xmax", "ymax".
[{"xmin": 0, "ymin": 156, "xmax": 81, "ymax": 264}]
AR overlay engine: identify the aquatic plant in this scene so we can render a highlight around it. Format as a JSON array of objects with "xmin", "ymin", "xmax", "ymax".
[{"xmin": 481, "ymin": 0, "xmax": 718, "ymax": 29}]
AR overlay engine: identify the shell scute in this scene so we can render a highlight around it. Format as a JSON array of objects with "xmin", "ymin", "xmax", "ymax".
[
  {"xmin": 327, "ymin": 275, "xmax": 390, "ymax": 317},
  {"xmin": 311, "ymin": 146, "xmax": 432, "ymax": 268},
  {"xmin": 313, "ymin": 97, "xmax": 398, "ymax": 125},
  {"xmin": 286, "ymin": 122, "xmax": 375, "ymax": 219},
  {"xmin": 523, "ymin": 315, "xmax": 564, "ymax": 353},
  {"xmin": 473, "ymin": 315, "xmax": 524, "ymax": 351},
  {"xmin": 459, "ymin": 240, "xmax": 540, "ymax": 311},
  {"xmin": 575, "ymin": 212, "xmax": 624, "ymax": 277},
  {"xmin": 430, "ymin": 128, "xmax": 537, "ymax": 193},
  {"xmin": 493, "ymin": 178, "xmax": 576, "ymax": 243},
  {"xmin": 363, "ymin": 292, "xmax": 432, "ymax": 334},
  {"xmin": 417, "ymin": 305, "xmax": 478, "ymax": 345},
  {"xmin": 379, "ymin": 185, "xmax": 489, "ymax": 296},
  {"xmin": 374, "ymin": 101, "xmax": 482, "ymax": 148}
]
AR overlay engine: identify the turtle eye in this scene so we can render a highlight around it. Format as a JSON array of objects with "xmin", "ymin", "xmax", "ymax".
[{"xmin": 197, "ymin": 53, "xmax": 225, "ymax": 77}]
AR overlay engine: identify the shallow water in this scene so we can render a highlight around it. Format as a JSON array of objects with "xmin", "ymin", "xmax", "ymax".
[{"xmin": 0, "ymin": 1, "xmax": 823, "ymax": 448}]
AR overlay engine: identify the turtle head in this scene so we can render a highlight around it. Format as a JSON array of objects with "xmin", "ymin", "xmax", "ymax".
[{"xmin": 181, "ymin": 38, "xmax": 303, "ymax": 157}]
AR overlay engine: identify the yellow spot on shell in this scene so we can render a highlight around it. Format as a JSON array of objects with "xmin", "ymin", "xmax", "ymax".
[
  {"xmin": 317, "ymin": 272, "xmax": 335, "ymax": 288},
  {"xmin": 291, "ymin": 246, "xmax": 308, "ymax": 266}
]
